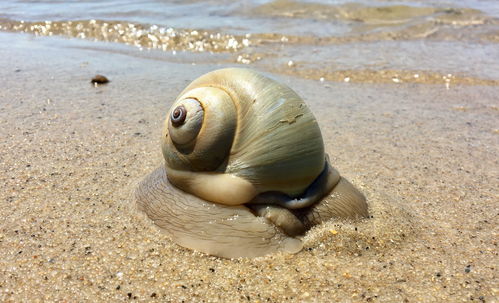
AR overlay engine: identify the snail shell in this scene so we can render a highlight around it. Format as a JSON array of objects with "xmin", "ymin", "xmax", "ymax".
[
  {"xmin": 162, "ymin": 68, "xmax": 325, "ymax": 206},
  {"xmin": 136, "ymin": 68, "xmax": 368, "ymax": 258}
]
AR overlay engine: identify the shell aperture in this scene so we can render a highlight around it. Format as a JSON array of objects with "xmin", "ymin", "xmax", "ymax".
[{"xmin": 136, "ymin": 68, "xmax": 368, "ymax": 258}]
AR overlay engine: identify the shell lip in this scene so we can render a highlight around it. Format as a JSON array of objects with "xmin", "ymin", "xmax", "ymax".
[{"xmin": 248, "ymin": 156, "xmax": 340, "ymax": 209}]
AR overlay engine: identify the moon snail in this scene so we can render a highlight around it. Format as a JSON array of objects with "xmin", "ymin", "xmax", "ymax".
[{"xmin": 135, "ymin": 68, "xmax": 368, "ymax": 258}]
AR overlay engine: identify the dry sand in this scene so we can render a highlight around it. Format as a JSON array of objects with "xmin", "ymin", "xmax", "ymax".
[{"xmin": 0, "ymin": 33, "xmax": 497, "ymax": 302}]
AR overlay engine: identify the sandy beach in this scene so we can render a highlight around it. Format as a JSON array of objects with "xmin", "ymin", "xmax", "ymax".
[{"xmin": 0, "ymin": 29, "xmax": 497, "ymax": 302}]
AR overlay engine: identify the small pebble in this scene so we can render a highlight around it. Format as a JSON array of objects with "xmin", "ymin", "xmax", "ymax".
[
  {"xmin": 465, "ymin": 265, "xmax": 471, "ymax": 273},
  {"xmin": 91, "ymin": 75, "xmax": 109, "ymax": 85}
]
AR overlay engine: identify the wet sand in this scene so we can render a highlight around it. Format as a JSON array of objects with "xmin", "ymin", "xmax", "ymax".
[{"xmin": 0, "ymin": 32, "xmax": 497, "ymax": 302}]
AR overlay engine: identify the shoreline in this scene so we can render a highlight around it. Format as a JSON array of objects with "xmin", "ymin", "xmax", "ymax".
[{"xmin": 2, "ymin": 30, "xmax": 498, "ymax": 86}]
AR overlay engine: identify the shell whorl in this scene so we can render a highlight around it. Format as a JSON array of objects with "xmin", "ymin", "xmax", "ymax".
[
  {"xmin": 161, "ymin": 68, "xmax": 325, "ymax": 205},
  {"xmin": 162, "ymin": 87, "xmax": 236, "ymax": 172}
]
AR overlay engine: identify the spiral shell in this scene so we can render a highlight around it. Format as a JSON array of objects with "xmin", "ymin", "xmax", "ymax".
[{"xmin": 162, "ymin": 68, "xmax": 325, "ymax": 206}]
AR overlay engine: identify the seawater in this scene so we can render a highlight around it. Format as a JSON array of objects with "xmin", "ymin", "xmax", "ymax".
[{"xmin": 0, "ymin": 0, "xmax": 498, "ymax": 84}]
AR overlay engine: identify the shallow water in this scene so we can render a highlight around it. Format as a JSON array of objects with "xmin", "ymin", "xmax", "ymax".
[{"xmin": 1, "ymin": 0, "xmax": 498, "ymax": 83}]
